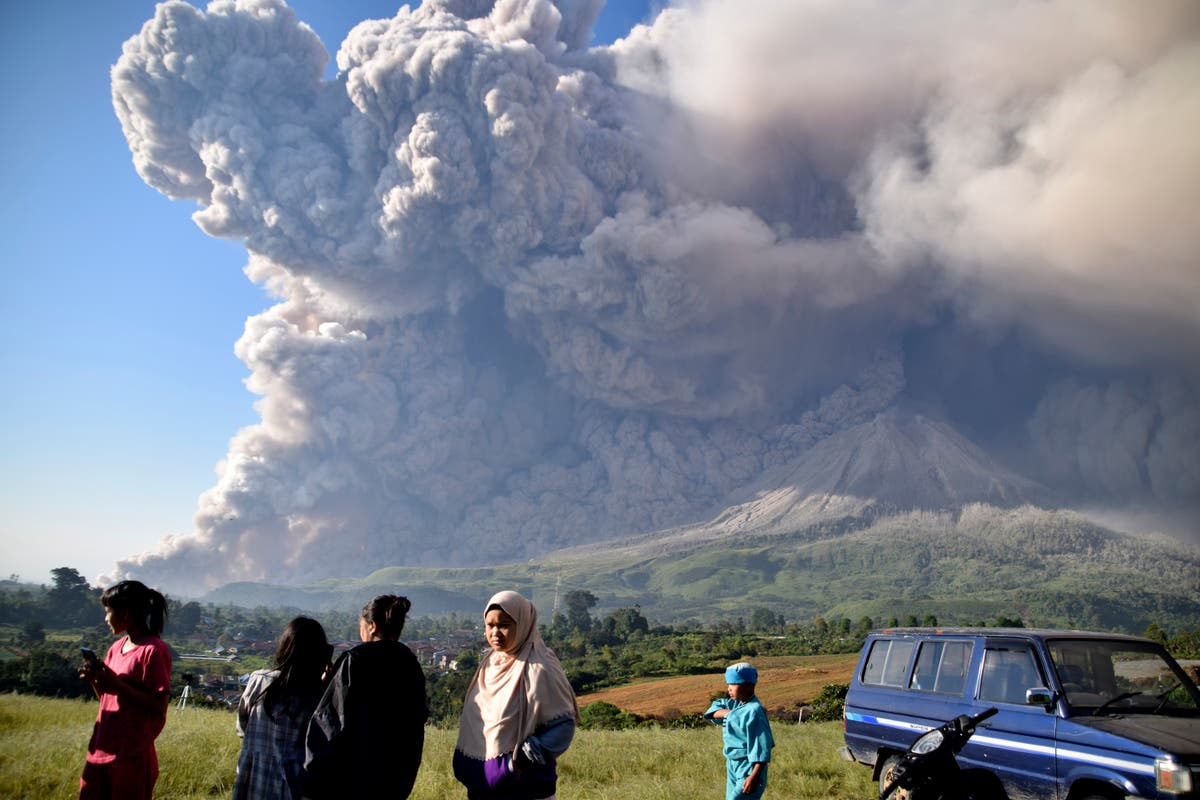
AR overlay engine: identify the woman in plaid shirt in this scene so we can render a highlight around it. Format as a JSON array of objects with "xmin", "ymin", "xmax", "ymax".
[{"xmin": 233, "ymin": 617, "xmax": 332, "ymax": 800}]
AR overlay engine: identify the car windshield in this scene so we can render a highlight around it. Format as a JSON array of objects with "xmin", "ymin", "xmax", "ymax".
[{"xmin": 1048, "ymin": 638, "xmax": 1200, "ymax": 716}]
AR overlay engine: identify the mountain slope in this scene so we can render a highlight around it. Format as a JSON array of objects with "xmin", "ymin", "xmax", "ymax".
[
  {"xmin": 202, "ymin": 411, "xmax": 1197, "ymax": 631},
  {"xmin": 739, "ymin": 409, "xmax": 1052, "ymax": 511},
  {"xmin": 205, "ymin": 504, "xmax": 1200, "ymax": 632},
  {"xmin": 546, "ymin": 410, "xmax": 1052, "ymax": 562}
]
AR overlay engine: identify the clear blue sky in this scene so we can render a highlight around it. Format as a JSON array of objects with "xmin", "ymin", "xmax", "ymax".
[{"xmin": 0, "ymin": 0, "xmax": 655, "ymax": 587}]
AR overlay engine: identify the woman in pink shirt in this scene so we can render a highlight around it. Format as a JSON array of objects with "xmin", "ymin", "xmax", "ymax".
[{"xmin": 77, "ymin": 580, "xmax": 172, "ymax": 800}]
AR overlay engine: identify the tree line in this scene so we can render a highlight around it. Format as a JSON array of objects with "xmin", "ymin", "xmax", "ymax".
[{"xmin": 4, "ymin": 569, "xmax": 1199, "ymax": 723}]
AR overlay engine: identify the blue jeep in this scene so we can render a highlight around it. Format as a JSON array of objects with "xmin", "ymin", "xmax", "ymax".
[{"xmin": 840, "ymin": 628, "xmax": 1200, "ymax": 798}]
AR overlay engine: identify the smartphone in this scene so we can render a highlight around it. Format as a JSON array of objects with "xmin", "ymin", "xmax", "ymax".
[{"xmin": 80, "ymin": 647, "xmax": 99, "ymax": 666}]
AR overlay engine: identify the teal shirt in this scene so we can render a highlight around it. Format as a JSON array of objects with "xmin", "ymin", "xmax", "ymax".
[
  {"xmin": 705, "ymin": 697, "xmax": 775, "ymax": 764},
  {"xmin": 706, "ymin": 697, "xmax": 775, "ymax": 799}
]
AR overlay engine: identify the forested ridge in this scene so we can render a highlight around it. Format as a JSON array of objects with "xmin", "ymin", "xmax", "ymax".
[
  {"xmin": 194, "ymin": 504, "xmax": 1200, "ymax": 633},
  {"xmin": 3, "ymin": 566, "xmax": 1198, "ymax": 728}
]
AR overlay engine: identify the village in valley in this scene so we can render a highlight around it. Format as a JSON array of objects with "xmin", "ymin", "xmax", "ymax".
[{"xmin": 173, "ymin": 622, "xmax": 483, "ymax": 707}]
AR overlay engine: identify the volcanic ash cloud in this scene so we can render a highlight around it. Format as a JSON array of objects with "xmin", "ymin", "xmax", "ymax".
[{"xmin": 109, "ymin": 0, "xmax": 1200, "ymax": 590}]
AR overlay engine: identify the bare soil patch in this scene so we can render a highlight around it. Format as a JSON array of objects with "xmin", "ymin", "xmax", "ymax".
[{"xmin": 577, "ymin": 653, "xmax": 859, "ymax": 719}]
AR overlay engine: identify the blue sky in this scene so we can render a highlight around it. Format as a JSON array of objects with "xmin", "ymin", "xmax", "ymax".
[{"xmin": 0, "ymin": 0, "xmax": 655, "ymax": 587}]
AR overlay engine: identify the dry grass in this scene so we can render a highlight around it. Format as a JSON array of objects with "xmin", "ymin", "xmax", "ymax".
[
  {"xmin": 0, "ymin": 691, "xmax": 875, "ymax": 799},
  {"xmin": 577, "ymin": 653, "xmax": 859, "ymax": 718}
]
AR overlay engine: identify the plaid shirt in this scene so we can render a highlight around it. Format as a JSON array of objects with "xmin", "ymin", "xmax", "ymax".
[{"xmin": 233, "ymin": 670, "xmax": 322, "ymax": 800}]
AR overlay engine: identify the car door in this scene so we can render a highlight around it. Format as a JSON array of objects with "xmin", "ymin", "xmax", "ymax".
[{"xmin": 959, "ymin": 639, "xmax": 1059, "ymax": 799}]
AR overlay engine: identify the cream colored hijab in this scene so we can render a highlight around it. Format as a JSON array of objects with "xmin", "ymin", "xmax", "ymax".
[{"xmin": 455, "ymin": 590, "xmax": 580, "ymax": 761}]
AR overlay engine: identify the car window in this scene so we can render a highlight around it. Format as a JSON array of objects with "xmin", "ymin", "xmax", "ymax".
[
  {"xmin": 910, "ymin": 639, "xmax": 971, "ymax": 695},
  {"xmin": 979, "ymin": 644, "xmax": 1042, "ymax": 705},
  {"xmin": 862, "ymin": 638, "xmax": 916, "ymax": 687},
  {"xmin": 1049, "ymin": 639, "xmax": 1200, "ymax": 713}
]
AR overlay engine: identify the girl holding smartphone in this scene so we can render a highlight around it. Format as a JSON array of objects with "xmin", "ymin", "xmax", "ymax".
[{"xmin": 77, "ymin": 579, "xmax": 172, "ymax": 800}]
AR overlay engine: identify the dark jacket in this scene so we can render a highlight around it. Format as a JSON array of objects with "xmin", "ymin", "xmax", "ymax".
[
  {"xmin": 303, "ymin": 640, "xmax": 427, "ymax": 799},
  {"xmin": 452, "ymin": 714, "xmax": 576, "ymax": 800}
]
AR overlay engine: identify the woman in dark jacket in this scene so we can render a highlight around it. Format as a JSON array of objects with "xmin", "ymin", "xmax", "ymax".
[{"xmin": 303, "ymin": 595, "xmax": 427, "ymax": 799}]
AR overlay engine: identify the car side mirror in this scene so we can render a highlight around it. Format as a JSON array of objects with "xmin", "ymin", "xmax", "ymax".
[{"xmin": 1027, "ymin": 687, "xmax": 1054, "ymax": 710}]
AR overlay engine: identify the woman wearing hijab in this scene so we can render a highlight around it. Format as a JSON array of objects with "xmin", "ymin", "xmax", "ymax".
[{"xmin": 453, "ymin": 590, "xmax": 580, "ymax": 800}]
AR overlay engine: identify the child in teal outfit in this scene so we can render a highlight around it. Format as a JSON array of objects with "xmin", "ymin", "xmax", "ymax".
[{"xmin": 704, "ymin": 661, "xmax": 776, "ymax": 800}]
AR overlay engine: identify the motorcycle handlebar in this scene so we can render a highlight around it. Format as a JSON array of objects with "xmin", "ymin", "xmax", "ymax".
[{"xmin": 971, "ymin": 707, "xmax": 999, "ymax": 725}]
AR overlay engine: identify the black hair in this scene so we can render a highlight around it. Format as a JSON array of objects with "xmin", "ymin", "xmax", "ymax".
[
  {"xmin": 101, "ymin": 580, "xmax": 168, "ymax": 637},
  {"xmin": 264, "ymin": 616, "xmax": 331, "ymax": 716},
  {"xmin": 361, "ymin": 594, "xmax": 411, "ymax": 640}
]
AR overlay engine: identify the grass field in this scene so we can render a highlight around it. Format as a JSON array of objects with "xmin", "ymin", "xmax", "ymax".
[
  {"xmin": 0, "ymin": 693, "xmax": 875, "ymax": 799},
  {"xmin": 577, "ymin": 653, "xmax": 858, "ymax": 718}
]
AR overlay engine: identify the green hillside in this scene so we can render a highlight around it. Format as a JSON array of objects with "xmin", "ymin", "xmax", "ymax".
[{"xmin": 207, "ymin": 504, "xmax": 1200, "ymax": 632}]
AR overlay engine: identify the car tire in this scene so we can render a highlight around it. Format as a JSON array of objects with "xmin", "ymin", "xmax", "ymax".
[{"xmin": 879, "ymin": 755, "xmax": 912, "ymax": 800}]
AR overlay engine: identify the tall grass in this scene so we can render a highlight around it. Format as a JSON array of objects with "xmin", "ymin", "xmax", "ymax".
[{"xmin": 0, "ymin": 693, "xmax": 874, "ymax": 799}]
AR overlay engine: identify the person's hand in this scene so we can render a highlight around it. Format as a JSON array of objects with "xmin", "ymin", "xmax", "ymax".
[
  {"xmin": 741, "ymin": 762, "xmax": 764, "ymax": 796},
  {"xmin": 79, "ymin": 660, "xmax": 119, "ymax": 694},
  {"xmin": 512, "ymin": 744, "xmax": 534, "ymax": 773}
]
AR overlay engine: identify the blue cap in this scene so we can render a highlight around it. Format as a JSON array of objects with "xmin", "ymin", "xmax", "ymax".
[{"xmin": 724, "ymin": 661, "xmax": 758, "ymax": 684}]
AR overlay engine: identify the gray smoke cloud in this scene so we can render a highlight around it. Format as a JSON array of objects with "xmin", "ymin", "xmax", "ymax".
[
  {"xmin": 1029, "ymin": 377, "xmax": 1200, "ymax": 507},
  {"xmin": 110, "ymin": 0, "xmax": 1200, "ymax": 591}
]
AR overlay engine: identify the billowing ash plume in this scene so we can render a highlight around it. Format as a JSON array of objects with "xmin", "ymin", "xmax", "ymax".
[{"xmin": 109, "ymin": 0, "xmax": 1200, "ymax": 591}]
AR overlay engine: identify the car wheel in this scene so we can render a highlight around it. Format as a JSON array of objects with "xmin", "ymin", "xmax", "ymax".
[{"xmin": 879, "ymin": 755, "xmax": 911, "ymax": 800}]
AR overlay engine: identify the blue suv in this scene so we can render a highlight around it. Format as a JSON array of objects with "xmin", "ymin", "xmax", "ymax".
[{"xmin": 840, "ymin": 628, "xmax": 1200, "ymax": 798}]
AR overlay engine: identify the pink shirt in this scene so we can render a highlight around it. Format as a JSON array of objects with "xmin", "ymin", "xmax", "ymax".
[{"xmin": 86, "ymin": 635, "xmax": 172, "ymax": 763}]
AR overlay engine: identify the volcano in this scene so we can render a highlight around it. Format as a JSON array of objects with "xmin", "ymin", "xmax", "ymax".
[{"xmin": 741, "ymin": 408, "xmax": 1051, "ymax": 512}]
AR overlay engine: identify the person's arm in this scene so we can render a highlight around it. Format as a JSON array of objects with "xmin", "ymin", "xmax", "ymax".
[
  {"xmin": 741, "ymin": 704, "xmax": 775, "ymax": 794},
  {"xmin": 237, "ymin": 672, "xmax": 266, "ymax": 737},
  {"xmin": 303, "ymin": 654, "xmax": 349, "ymax": 797},
  {"xmin": 80, "ymin": 664, "xmax": 104, "ymax": 701},
  {"xmin": 741, "ymin": 762, "xmax": 765, "ymax": 794},
  {"xmin": 705, "ymin": 697, "xmax": 733, "ymax": 723},
  {"xmin": 515, "ymin": 715, "xmax": 575, "ymax": 769},
  {"xmin": 80, "ymin": 651, "xmax": 170, "ymax": 717},
  {"xmin": 394, "ymin": 648, "xmax": 427, "ymax": 799}
]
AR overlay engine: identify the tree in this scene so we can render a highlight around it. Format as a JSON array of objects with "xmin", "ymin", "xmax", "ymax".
[
  {"xmin": 606, "ymin": 606, "xmax": 649, "ymax": 638},
  {"xmin": 0, "ymin": 648, "xmax": 90, "ymax": 698},
  {"xmin": 564, "ymin": 590, "xmax": 597, "ymax": 633},
  {"xmin": 804, "ymin": 682, "xmax": 849, "ymax": 722},
  {"xmin": 579, "ymin": 701, "xmax": 641, "ymax": 730},
  {"xmin": 424, "ymin": 665, "xmax": 473, "ymax": 724},
  {"xmin": 167, "ymin": 600, "xmax": 204, "ymax": 636},
  {"xmin": 47, "ymin": 567, "xmax": 96, "ymax": 627},
  {"xmin": 750, "ymin": 607, "xmax": 778, "ymax": 633},
  {"xmin": 455, "ymin": 650, "xmax": 479, "ymax": 672},
  {"xmin": 21, "ymin": 621, "xmax": 45, "ymax": 645}
]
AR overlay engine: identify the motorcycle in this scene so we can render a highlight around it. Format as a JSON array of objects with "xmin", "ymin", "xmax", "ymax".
[{"xmin": 879, "ymin": 707, "xmax": 999, "ymax": 800}]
